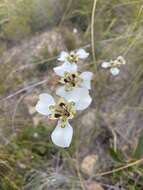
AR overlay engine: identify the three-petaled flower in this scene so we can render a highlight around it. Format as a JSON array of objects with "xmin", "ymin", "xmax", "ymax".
[
  {"xmin": 54, "ymin": 62, "xmax": 93, "ymax": 110},
  {"xmin": 35, "ymin": 93, "xmax": 90, "ymax": 148},
  {"xmin": 58, "ymin": 48, "xmax": 89, "ymax": 65},
  {"xmin": 102, "ymin": 56, "xmax": 126, "ymax": 76}
]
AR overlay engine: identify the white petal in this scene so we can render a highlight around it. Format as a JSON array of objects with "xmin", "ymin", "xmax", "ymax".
[
  {"xmin": 57, "ymin": 87, "xmax": 92, "ymax": 110},
  {"xmin": 53, "ymin": 62, "xmax": 77, "ymax": 76},
  {"xmin": 73, "ymin": 89, "xmax": 92, "ymax": 110},
  {"xmin": 76, "ymin": 49, "xmax": 89, "ymax": 59},
  {"xmin": 101, "ymin": 61, "xmax": 111, "ymax": 68},
  {"xmin": 57, "ymin": 51, "xmax": 69, "ymax": 62},
  {"xmin": 56, "ymin": 86, "xmax": 66, "ymax": 97},
  {"xmin": 35, "ymin": 93, "xmax": 55, "ymax": 115},
  {"xmin": 80, "ymin": 71, "xmax": 93, "ymax": 89},
  {"xmin": 117, "ymin": 56, "xmax": 126, "ymax": 65},
  {"xmin": 51, "ymin": 121, "xmax": 73, "ymax": 148},
  {"xmin": 110, "ymin": 67, "xmax": 120, "ymax": 76}
]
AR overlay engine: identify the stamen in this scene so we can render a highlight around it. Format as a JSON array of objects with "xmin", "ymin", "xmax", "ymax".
[
  {"xmin": 54, "ymin": 113, "xmax": 61, "ymax": 118},
  {"xmin": 72, "ymin": 74, "xmax": 76, "ymax": 78},
  {"xmin": 64, "ymin": 112, "xmax": 70, "ymax": 117},
  {"xmin": 59, "ymin": 102, "xmax": 66, "ymax": 107},
  {"xmin": 64, "ymin": 79, "xmax": 68, "ymax": 83}
]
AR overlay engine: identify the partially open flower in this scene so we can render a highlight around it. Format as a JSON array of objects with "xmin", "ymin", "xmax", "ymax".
[
  {"xmin": 35, "ymin": 93, "xmax": 76, "ymax": 147},
  {"xmin": 101, "ymin": 56, "xmax": 126, "ymax": 76},
  {"xmin": 58, "ymin": 48, "xmax": 89, "ymax": 64}
]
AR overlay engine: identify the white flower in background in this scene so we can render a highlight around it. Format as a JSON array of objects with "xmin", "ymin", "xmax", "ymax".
[
  {"xmin": 58, "ymin": 48, "xmax": 89, "ymax": 64},
  {"xmin": 35, "ymin": 93, "xmax": 76, "ymax": 148},
  {"xmin": 54, "ymin": 63, "xmax": 93, "ymax": 110},
  {"xmin": 73, "ymin": 28, "xmax": 78, "ymax": 34},
  {"xmin": 101, "ymin": 56, "xmax": 126, "ymax": 76}
]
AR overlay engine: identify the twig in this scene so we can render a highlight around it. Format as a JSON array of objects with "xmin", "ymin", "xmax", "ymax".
[
  {"xmin": 59, "ymin": 0, "xmax": 73, "ymax": 27},
  {"xmin": 6, "ymin": 34, "xmax": 136, "ymax": 75},
  {"xmin": 1, "ymin": 33, "xmax": 137, "ymax": 103},
  {"xmin": 95, "ymin": 158, "xmax": 143, "ymax": 177},
  {"xmin": 11, "ymin": 94, "xmax": 26, "ymax": 135},
  {"xmin": 0, "ymin": 79, "xmax": 48, "ymax": 102}
]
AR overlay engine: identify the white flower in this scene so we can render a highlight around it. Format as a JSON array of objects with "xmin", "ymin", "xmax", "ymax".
[
  {"xmin": 36, "ymin": 93, "xmax": 76, "ymax": 148},
  {"xmin": 56, "ymin": 87, "xmax": 92, "ymax": 110},
  {"xmin": 58, "ymin": 48, "xmax": 89, "ymax": 64},
  {"xmin": 101, "ymin": 56, "xmax": 126, "ymax": 76},
  {"xmin": 54, "ymin": 63, "xmax": 93, "ymax": 90},
  {"xmin": 53, "ymin": 63, "xmax": 93, "ymax": 109}
]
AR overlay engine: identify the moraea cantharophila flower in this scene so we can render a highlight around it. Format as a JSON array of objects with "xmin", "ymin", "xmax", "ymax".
[
  {"xmin": 35, "ymin": 93, "xmax": 91, "ymax": 148},
  {"xmin": 36, "ymin": 94, "xmax": 75, "ymax": 147},
  {"xmin": 102, "ymin": 56, "xmax": 126, "ymax": 76},
  {"xmin": 58, "ymin": 48, "xmax": 89, "ymax": 64},
  {"xmin": 53, "ymin": 63, "xmax": 93, "ymax": 110}
]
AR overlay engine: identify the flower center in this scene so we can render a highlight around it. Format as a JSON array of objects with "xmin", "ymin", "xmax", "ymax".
[
  {"xmin": 49, "ymin": 100, "xmax": 76, "ymax": 127},
  {"xmin": 67, "ymin": 52, "xmax": 79, "ymax": 63},
  {"xmin": 111, "ymin": 56, "xmax": 126, "ymax": 67},
  {"xmin": 60, "ymin": 72, "xmax": 83, "ymax": 91}
]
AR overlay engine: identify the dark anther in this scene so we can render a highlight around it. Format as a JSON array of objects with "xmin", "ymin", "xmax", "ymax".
[
  {"xmin": 54, "ymin": 113, "xmax": 61, "ymax": 118},
  {"xmin": 72, "ymin": 74, "xmax": 76, "ymax": 78},
  {"xmin": 64, "ymin": 79, "xmax": 68, "ymax": 83},
  {"xmin": 59, "ymin": 102, "xmax": 65, "ymax": 107},
  {"xmin": 64, "ymin": 112, "xmax": 70, "ymax": 117}
]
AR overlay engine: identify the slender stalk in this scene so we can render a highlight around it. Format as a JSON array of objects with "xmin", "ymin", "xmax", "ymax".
[{"xmin": 91, "ymin": 0, "xmax": 98, "ymax": 72}]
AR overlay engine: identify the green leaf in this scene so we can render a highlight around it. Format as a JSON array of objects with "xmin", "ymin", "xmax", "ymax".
[
  {"xmin": 108, "ymin": 148, "xmax": 124, "ymax": 163},
  {"xmin": 134, "ymin": 131, "xmax": 143, "ymax": 159}
]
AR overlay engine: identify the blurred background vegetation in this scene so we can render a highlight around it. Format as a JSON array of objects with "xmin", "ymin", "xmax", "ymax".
[{"xmin": 0, "ymin": 0, "xmax": 143, "ymax": 189}]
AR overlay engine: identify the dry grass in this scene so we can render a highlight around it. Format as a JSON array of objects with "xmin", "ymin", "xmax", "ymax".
[{"xmin": 0, "ymin": 0, "xmax": 143, "ymax": 189}]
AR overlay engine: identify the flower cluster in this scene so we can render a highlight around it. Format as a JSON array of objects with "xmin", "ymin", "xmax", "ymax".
[
  {"xmin": 101, "ymin": 56, "xmax": 126, "ymax": 76},
  {"xmin": 35, "ymin": 49, "xmax": 93, "ymax": 148}
]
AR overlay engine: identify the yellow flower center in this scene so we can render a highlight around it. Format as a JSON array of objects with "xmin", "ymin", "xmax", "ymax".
[
  {"xmin": 67, "ymin": 52, "xmax": 79, "ymax": 63},
  {"xmin": 49, "ymin": 100, "xmax": 76, "ymax": 127},
  {"xmin": 60, "ymin": 72, "xmax": 83, "ymax": 91}
]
